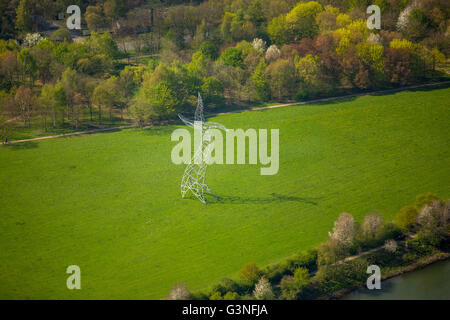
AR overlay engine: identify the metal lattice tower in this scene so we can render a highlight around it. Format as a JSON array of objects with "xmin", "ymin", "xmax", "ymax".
[{"xmin": 178, "ymin": 93, "xmax": 228, "ymax": 204}]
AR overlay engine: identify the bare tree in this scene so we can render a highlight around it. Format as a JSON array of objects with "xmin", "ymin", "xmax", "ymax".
[
  {"xmin": 362, "ymin": 212, "xmax": 383, "ymax": 239},
  {"xmin": 15, "ymin": 86, "xmax": 34, "ymax": 127}
]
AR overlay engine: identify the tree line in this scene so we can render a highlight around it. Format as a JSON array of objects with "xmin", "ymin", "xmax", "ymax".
[
  {"xmin": 166, "ymin": 192, "xmax": 450, "ymax": 300},
  {"xmin": 1, "ymin": 0, "xmax": 449, "ymax": 141}
]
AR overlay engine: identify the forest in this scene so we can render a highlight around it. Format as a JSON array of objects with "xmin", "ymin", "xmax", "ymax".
[{"xmin": 0, "ymin": 0, "xmax": 448, "ymax": 140}]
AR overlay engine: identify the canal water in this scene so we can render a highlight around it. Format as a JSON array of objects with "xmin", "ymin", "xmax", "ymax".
[{"xmin": 342, "ymin": 259, "xmax": 450, "ymax": 300}]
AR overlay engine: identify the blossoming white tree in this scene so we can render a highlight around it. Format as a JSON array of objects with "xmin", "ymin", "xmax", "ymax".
[
  {"xmin": 22, "ymin": 33, "xmax": 45, "ymax": 48},
  {"xmin": 253, "ymin": 277, "xmax": 274, "ymax": 300},
  {"xmin": 252, "ymin": 38, "xmax": 267, "ymax": 53},
  {"xmin": 265, "ymin": 44, "xmax": 281, "ymax": 62},
  {"xmin": 328, "ymin": 213, "xmax": 355, "ymax": 247}
]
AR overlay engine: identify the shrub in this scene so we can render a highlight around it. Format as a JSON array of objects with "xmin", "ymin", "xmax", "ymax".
[
  {"xmin": 366, "ymin": 245, "xmax": 405, "ymax": 267},
  {"xmin": 397, "ymin": 205, "xmax": 418, "ymax": 229},
  {"xmin": 378, "ymin": 222, "xmax": 404, "ymax": 241},
  {"xmin": 406, "ymin": 238, "xmax": 434, "ymax": 257},
  {"xmin": 223, "ymin": 291, "xmax": 239, "ymax": 300},
  {"xmin": 262, "ymin": 262, "xmax": 289, "ymax": 285},
  {"xmin": 51, "ymin": 28, "xmax": 72, "ymax": 43},
  {"xmin": 317, "ymin": 238, "xmax": 345, "ymax": 266},
  {"xmin": 211, "ymin": 278, "xmax": 240, "ymax": 296},
  {"xmin": 280, "ymin": 275, "xmax": 298, "ymax": 300},
  {"xmin": 314, "ymin": 260, "xmax": 367, "ymax": 295},
  {"xmin": 209, "ymin": 292, "xmax": 223, "ymax": 300},
  {"xmin": 293, "ymin": 267, "xmax": 309, "ymax": 287},
  {"xmin": 286, "ymin": 249, "xmax": 318, "ymax": 273}
]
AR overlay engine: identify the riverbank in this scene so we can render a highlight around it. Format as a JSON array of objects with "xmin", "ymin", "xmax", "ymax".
[{"xmin": 321, "ymin": 251, "xmax": 450, "ymax": 300}]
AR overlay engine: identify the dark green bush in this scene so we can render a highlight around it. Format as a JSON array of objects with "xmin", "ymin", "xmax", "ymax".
[{"xmin": 286, "ymin": 249, "xmax": 318, "ymax": 273}]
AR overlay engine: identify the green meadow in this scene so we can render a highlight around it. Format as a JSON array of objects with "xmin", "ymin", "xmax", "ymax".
[{"xmin": 0, "ymin": 87, "xmax": 449, "ymax": 299}]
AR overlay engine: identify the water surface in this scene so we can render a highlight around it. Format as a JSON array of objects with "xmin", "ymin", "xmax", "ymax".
[{"xmin": 342, "ymin": 259, "xmax": 450, "ymax": 300}]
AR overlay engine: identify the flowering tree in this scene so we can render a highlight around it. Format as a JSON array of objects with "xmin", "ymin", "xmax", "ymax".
[
  {"xmin": 22, "ymin": 33, "xmax": 45, "ymax": 48},
  {"xmin": 329, "ymin": 213, "xmax": 355, "ymax": 247},
  {"xmin": 252, "ymin": 38, "xmax": 267, "ymax": 53},
  {"xmin": 265, "ymin": 44, "xmax": 281, "ymax": 62}
]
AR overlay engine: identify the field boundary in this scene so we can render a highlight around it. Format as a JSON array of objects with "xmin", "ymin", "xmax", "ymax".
[{"xmin": 4, "ymin": 80, "xmax": 449, "ymax": 145}]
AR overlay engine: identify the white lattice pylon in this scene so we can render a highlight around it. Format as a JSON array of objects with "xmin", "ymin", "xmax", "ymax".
[{"xmin": 178, "ymin": 93, "xmax": 227, "ymax": 204}]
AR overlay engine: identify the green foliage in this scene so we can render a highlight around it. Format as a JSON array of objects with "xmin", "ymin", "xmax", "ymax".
[
  {"xmin": 223, "ymin": 291, "xmax": 239, "ymax": 300},
  {"xmin": 199, "ymin": 41, "xmax": 219, "ymax": 60},
  {"xmin": 221, "ymin": 12, "xmax": 236, "ymax": 43},
  {"xmin": 414, "ymin": 193, "xmax": 440, "ymax": 211},
  {"xmin": 250, "ymin": 58, "xmax": 269, "ymax": 101},
  {"xmin": 201, "ymin": 77, "xmax": 224, "ymax": 106},
  {"xmin": 0, "ymin": 74, "xmax": 449, "ymax": 299},
  {"xmin": 219, "ymin": 47, "xmax": 244, "ymax": 68},
  {"xmin": 285, "ymin": 1, "xmax": 323, "ymax": 41},
  {"xmin": 239, "ymin": 262, "xmax": 260, "ymax": 285},
  {"xmin": 262, "ymin": 262, "xmax": 289, "ymax": 285},
  {"xmin": 209, "ymin": 291, "xmax": 223, "ymax": 300},
  {"xmin": 314, "ymin": 259, "xmax": 367, "ymax": 296},
  {"xmin": 294, "ymin": 54, "xmax": 323, "ymax": 98},
  {"xmin": 15, "ymin": 0, "xmax": 32, "ymax": 33},
  {"xmin": 85, "ymin": 5, "xmax": 107, "ymax": 31},
  {"xmin": 268, "ymin": 15, "xmax": 289, "ymax": 46},
  {"xmin": 51, "ymin": 28, "xmax": 72, "ymax": 43},
  {"xmin": 77, "ymin": 54, "xmax": 113, "ymax": 75},
  {"xmin": 405, "ymin": 9, "xmax": 429, "ymax": 41},
  {"xmin": 247, "ymin": 0, "xmax": 265, "ymax": 26},
  {"xmin": 266, "ymin": 59, "xmax": 297, "ymax": 100},
  {"xmin": 144, "ymin": 81, "xmax": 178, "ymax": 119},
  {"xmin": 286, "ymin": 249, "xmax": 318, "ymax": 274},
  {"xmin": 293, "ymin": 267, "xmax": 309, "ymax": 287},
  {"xmin": 397, "ymin": 205, "xmax": 418, "ymax": 229},
  {"xmin": 88, "ymin": 32, "xmax": 120, "ymax": 59}
]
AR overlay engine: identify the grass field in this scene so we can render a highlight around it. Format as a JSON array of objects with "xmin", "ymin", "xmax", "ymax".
[{"xmin": 0, "ymin": 87, "xmax": 449, "ymax": 299}]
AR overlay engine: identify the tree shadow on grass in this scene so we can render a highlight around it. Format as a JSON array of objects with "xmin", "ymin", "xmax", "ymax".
[
  {"xmin": 3, "ymin": 141, "xmax": 39, "ymax": 150},
  {"xmin": 183, "ymin": 192, "xmax": 322, "ymax": 205},
  {"xmin": 304, "ymin": 82, "xmax": 450, "ymax": 107}
]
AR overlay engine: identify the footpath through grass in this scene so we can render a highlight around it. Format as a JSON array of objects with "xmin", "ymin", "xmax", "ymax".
[{"xmin": 0, "ymin": 87, "xmax": 449, "ymax": 299}]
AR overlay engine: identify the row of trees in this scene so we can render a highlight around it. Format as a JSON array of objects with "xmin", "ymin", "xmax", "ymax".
[
  {"xmin": 1, "ymin": 0, "xmax": 448, "ymax": 138},
  {"xmin": 125, "ymin": 0, "xmax": 447, "ymax": 125},
  {"xmin": 0, "ymin": 31, "xmax": 144, "ymax": 138},
  {"xmin": 166, "ymin": 193, "xmax": 449, "ymax": 300}
]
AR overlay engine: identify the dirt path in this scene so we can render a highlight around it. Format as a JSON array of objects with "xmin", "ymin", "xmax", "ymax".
[
  {"xmin": 334, "ymin": 234, "xmax": 417, "ymax": 266},
  {"xmin": 4, "ymin": 81, "xmax": 449, "ymax": 145}
]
